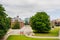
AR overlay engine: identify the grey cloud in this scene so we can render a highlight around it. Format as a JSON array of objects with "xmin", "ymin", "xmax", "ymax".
[{"xmin": 0, "ymin": 0, "xmax": 60, "ymax": 20}]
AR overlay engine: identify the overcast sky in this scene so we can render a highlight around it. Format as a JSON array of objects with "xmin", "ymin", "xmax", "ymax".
[{"xmin": 0, "ymin": 0, "xmax": 60, "ymax": 20}]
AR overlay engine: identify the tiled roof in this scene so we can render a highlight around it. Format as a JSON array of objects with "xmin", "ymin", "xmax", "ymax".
[
  {"xmin": 11, "ymin": 16, "xmax": 24, "ymax": 22},
  {"xmin": 51, "ymin": 19, "xmax": 60, "ymax": 22}
]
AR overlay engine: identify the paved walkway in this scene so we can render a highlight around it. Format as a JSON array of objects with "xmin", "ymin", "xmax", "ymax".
[
  {"xmin": 3, "ymin": 29, "xmax": 20, "ymax": 40},
  {"xmin": 3, "ymin": 26, "xmax": 33, "ymax": 40},
  {"xmin": 26, "ymin": 35, "xmax": 58, "ymax": 39},
  {"xmin": 3, "ymin": 26, "xmax": 60, "ymax": 40},
  {"xmin": 59, "ymin": 27, "xmax": 60, "ymax": 39}
]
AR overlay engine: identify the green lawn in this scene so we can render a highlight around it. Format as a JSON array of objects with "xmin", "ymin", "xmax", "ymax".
[
  {"xmin": 7, "ymin": 35, "xmax": 59, "ymax": 40},
  {"xmin": 35, "ymin": 27, "xmax": 59, "ymax": 37}
]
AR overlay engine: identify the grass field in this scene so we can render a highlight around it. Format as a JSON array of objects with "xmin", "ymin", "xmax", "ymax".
[
  {"xmin": 7, "ymin": 35, "xmax": 59, "ymax": 40},
  {"xmin": 35, "ymin": 27, "xmax": 59, "ymax": 37}
]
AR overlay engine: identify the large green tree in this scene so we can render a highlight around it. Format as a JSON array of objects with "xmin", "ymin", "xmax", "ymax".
[
  {"xmin": 0, "ymin": 4, "xmax": 10, "ymax": 39},
  {"xmin": 5, "ymin": 17, "xmax": 11, "ymax": 30},
  {"xmin": 30, "ymin": 12, "xmax": 51, "ymax": 33}
]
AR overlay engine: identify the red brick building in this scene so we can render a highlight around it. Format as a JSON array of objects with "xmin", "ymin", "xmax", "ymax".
[
  {"xmin": 51, "ymin": 19, "xmax": 60, "ymax": 26},
  {"xmin": 11, "ymin": 16, "xmax": 24, "ymax": 28}
]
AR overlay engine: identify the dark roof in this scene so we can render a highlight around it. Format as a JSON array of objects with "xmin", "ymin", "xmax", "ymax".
[{"xmin": 11, "ymin": 16, "xmax": 24, "ymax": 22}]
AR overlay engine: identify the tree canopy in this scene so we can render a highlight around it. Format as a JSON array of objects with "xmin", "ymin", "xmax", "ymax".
[
  {"xmin": 30, "ymin": 12, "xmax": 51, "ymax": 33},
  {"xmin": 0, "ymin": 4, "xmax": 10, "ymax": 39},
  {"xmin": 12, "ymin": 20, "xmax": 20, "ymax": 29}
]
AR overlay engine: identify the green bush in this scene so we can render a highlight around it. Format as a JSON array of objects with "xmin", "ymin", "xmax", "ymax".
[
  {"xmin": 12, "ymin": 20, "xmax": 20, "ymax": 29},
  {"xmin": 30, "ymin": 12, "xmax": 51, "ymax": 33}
]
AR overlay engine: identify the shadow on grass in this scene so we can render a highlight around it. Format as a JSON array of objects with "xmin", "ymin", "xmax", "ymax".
[{"xmin": 34, "ymin": 31, "xmax": 50, "ymax": 34}]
